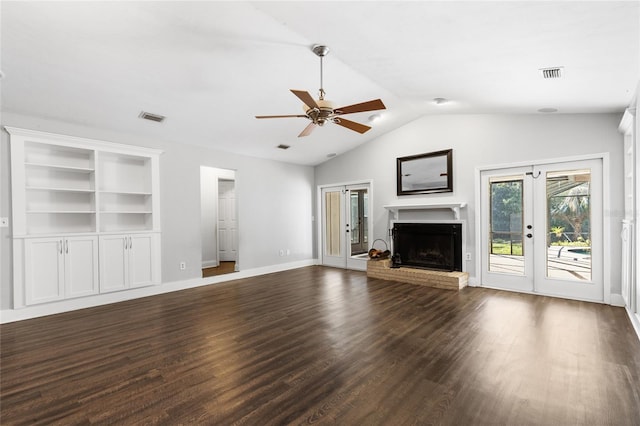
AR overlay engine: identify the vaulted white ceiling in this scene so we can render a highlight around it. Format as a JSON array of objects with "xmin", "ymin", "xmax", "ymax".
[{"xmin": 1, "ymin": 1, "xmax": 638, "ymax": 166}]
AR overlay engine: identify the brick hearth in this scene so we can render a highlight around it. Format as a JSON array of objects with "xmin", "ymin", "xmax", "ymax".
[{"xmin": 367, "ymin": 259, "xmax": 468, "ymax": 291}]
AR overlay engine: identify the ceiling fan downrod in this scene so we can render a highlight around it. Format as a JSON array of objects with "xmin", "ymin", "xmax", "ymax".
[{"xmin": 312, "ymin": 45, "xmax": 330, "ymax": 101}]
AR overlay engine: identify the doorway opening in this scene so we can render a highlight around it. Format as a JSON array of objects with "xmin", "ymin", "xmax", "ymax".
[{"xmin": 200, "ymin": 167, "xmax": 238, "ymax": 278}]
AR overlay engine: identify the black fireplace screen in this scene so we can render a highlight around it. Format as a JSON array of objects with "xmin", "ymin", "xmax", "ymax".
[{"xmin": 392, "ymin": 223, "xmax": 463, "ymax": 272}]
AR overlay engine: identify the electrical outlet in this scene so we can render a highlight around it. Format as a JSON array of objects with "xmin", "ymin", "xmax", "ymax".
[
  {"xmin": 180, "ymin": 261, "xmax": 186, "ymax": 270},
  {"xmin": 0, "ymin": 217, "xmax": 8, "ymax": 228},
  {"xmin": 465, "ymin": 253, "xmax": 472, "ymax": 261}
]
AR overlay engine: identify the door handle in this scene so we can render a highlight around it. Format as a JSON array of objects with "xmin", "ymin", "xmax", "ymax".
[
  {"xmin": 65, "ymin": 239, "xmax": 69, "ymax": 253},
  {"xmin": 129, "ymin": 237, "xmax": 132, "ymax": 249}
]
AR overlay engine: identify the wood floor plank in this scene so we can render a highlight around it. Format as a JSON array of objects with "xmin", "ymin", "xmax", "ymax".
[{"xmin": 1, "ymin": 266, "xmax": 639, "ymax": 425}]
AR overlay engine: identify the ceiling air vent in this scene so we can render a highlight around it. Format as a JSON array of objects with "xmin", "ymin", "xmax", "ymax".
[
  {"xmin": 540, "ymin": 67, "xmax": 563, "ymax": 79},
  {"xmin": 277, "ymin": 144, "xmax": 290, "ymax": 150},
  {"xmin": 139, "ymin": 111, "xmax": 166, "ymax": 123}
]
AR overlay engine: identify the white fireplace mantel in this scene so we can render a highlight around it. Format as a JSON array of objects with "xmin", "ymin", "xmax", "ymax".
[{"xmin": 383, "ymin": 201, "xmax": 467, "ymax": 220}]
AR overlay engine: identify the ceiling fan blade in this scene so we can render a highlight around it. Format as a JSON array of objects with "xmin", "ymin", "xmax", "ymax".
[
  {"xmin": 335, "ymin": 99, "xmax": 386, "ymax": 115},
  {"xmin": 255, "ymin": 114, "xmax": 307, "ymax": 119},
  {"xmin": 298, "ymin": 122, "xmax": 317, "ymax": 137},
  {"xmin": 291, "ymin": 90, "xmax": 319, "ymax": 109},
  {"xmin": 334, "ymin": 118, "xmax": 371, "ymax": 134}
]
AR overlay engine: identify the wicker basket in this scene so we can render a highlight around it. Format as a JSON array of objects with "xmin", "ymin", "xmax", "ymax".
[{"xmin": 368, "ymin": 239, "xmax": 391, "ymax": 260}]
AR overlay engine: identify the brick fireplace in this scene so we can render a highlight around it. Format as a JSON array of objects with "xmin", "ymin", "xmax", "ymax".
[{"xmin": 367, "ymin": 219, "xmax": 468, "ymax": 290}]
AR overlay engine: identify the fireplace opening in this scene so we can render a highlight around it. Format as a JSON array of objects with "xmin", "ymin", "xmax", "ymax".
[{"xmin": 392, "ymin": 222, "xmax": 463, "ymax": 272}]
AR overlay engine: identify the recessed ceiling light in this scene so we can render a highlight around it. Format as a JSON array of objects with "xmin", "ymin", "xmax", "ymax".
[
  {"xmin": 537, "ymin": 108, "xmax": 558, "ymax": 113},
  {"xmin": 433, "ymin": 98, "xmax": 448, "ymax": 105},
  {"xmin": 277, "ymin": 144, "xmax": 290, "ymax": 150},
  {"xmin": 139, "ymin": 111, "xmax": 166, "ymax": 123}
]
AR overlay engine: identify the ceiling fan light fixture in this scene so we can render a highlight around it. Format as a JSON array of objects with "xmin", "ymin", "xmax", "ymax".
[
  {"xmin": 368, "ymin": 113, "xmax": 382, "ymax": 122},
  {"xmin": 302, "ymin": 98, "xmax": 336, "ymax": 113}
]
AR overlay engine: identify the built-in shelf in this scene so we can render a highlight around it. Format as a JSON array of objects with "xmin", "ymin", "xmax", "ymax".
[
  {"xmin": 7, "ymin": 126, "xmax": 164, "ymax": 309},
  {"xmin": 25, "ymin": 163, "xmax": 94, "ymax": 173},
  {"xmin": 384, "ymin": 202, "xmax": 467, "ymax": 220},
  {"xmin": 99, "ymin": 190, "xmax": 152, "ymax": 195},
  {"xmin": 27, "ymin": 210, "xmax": 96, "ymax": 214},
  {"xmin": 27, "ymin": 186, "xmax": 95, "ymax": 193},
  {"xmin": 101, "ymin": 211, "xmax": 152, "ymax": 214},
  {"xmin": 8, "ymin": 126, "xmax": 161, "ymax": 236}
]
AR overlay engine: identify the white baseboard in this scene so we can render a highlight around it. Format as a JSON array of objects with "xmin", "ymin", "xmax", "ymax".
[
  {"xmin": 0, "ymin": 259, "xmax": 316, "ymax": 324},
  {"xmin": 609, "ymin": 293, "xmax": 626, "ymax": 307},
  {"xmin": 625, "ymin": 306, "xmax": 640, "ymax": 343}
]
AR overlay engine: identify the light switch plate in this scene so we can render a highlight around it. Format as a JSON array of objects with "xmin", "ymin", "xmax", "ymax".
[{"xmin": 0, "ymin": 217, "xmax": 8, "ymax": 228}]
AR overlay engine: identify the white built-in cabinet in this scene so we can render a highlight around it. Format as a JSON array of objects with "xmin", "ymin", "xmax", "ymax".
[
  {"xmin": 24, "ymin": 236, "xmax": 99, "ymax": 305},
  {"xmin": 99, "ymin": 233, "xmax": 159, "ymax": 292},
  {"xmin": 7, "ymin": 127, "xmax": 162, "ymax": 308},
  {"xmin": 619, "ymin": 107, "xmax": 639, "ymax": 329}
]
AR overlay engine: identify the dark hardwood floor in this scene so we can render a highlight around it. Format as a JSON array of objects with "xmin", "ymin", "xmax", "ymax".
[
  {"xmin": 1, "ymin": 266, "xmax": 639, "ymax": 425},
  {"xmin": 202, "ymin": 261, "xmax": 236, "ymax": 278}
]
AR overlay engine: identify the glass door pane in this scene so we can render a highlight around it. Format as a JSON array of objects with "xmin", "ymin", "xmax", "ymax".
[
  {"xmin": 349, "ymin": 189, "xmax": 368, "ymax": 255},
  {"xmin": 545, "ymin": 169, "xmax": 592, "ymax": 281},
  {"xmin": 489, "ymin": 177, "xmax": 524, "ymax": 275},
  {"xmin": 325, "ymin": 191, "xmax": 342, "ymax": 257}
]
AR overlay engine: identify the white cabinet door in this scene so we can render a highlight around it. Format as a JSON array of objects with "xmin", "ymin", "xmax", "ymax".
[
  {"xmin": 99, "ymin": 233, "xmax": 159, "ymax": 292},
  {"xmin": 99, "ymin": 235, "xmax": 129, "ymax": 293},
  {"xmin": 24, "ymin": 237, "xmax": 65, "ymax": 305},
  {"xmin": 129, "ymin": 233, "xmax": 157, "ymax": 288},
  {"xmin": 65, "ymin": 236, "xmax": 99, "ymax": 298}
]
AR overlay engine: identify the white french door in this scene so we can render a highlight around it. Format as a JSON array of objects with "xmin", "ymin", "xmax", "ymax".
[
  {"xmin": 481, "ymin": 166, "xmax": 534, "ymax": 292},
  {"xmin": 320, "ymin": 183, "xmax": 371, "ymax": 270},
  {"xmin": 480, "ymin": 158, "xmax": 603, "ymax": 302}
]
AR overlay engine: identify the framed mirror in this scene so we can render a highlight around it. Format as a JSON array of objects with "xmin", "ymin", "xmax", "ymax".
[{"xmin": 397, "ymin": 149, "xmax": 453, "ymax": 195}]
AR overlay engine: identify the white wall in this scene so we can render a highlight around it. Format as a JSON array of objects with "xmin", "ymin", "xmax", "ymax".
[
  {"xmin": 200, "ymin": 166, "xmax": 220, "ymax": 268},
  {"xmin": 315, "ymin": 113, "xmax": 625, "ymax": 294},
  {"xmin": 0, "ymin": 112, "xmax": 315, "ymax": 311}
]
